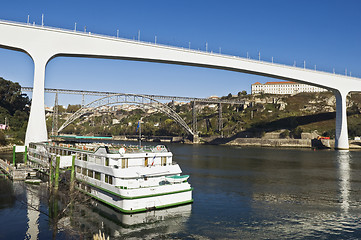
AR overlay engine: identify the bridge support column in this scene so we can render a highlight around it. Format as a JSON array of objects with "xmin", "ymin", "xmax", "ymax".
[
  {"xmin": 25, "ymin": 56, "xmax": 48, "ymax": 146},
  {"xmin": 192, "ymin": 101, "xmax": 197, "ymax": 133},
  {"xmin": 334, "ymin": 90, "xmax": 349, "ymax": 150},
  {"xmin": 192, "ymin": 134, "xmax": 200, "ymax": 144}
]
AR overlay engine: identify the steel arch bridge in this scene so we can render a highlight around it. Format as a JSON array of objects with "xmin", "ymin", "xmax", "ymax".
[{"xmin": 57, "ymin": 93, "xmax": 195, "ymax": 136}]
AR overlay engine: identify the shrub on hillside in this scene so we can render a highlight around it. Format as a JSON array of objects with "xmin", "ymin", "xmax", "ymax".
[
  {"xmin": 290, "ymin": 127, "xmax": 303, "ymax": 139},
  {"xmin": 280, "ymin": 130, "xmax": 290, "ymax": 138},
  {"xmin": 0, "ymin": 131, "xmax": 7, "ymax": 146}
]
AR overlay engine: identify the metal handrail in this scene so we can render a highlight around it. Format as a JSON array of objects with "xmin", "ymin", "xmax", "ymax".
[{"xmin": 0, "ymin": 18, "xmax": 358, "ymax": 79}]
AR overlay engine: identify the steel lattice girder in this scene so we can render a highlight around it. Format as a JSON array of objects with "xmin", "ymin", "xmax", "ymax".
[{"xmin": 58, "ymin": 94, "xmax": 194, "ymax": 136}]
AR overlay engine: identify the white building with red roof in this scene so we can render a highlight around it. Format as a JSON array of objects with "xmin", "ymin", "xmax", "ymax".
[{"xmin": 251, "ymin": 81, "xmax": 327, "ymax": 95}]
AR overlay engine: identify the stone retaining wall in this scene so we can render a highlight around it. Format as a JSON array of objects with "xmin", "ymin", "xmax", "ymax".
[{"xmin": 226, "ymin": 138, "xmax": 312, "ymax": 148}]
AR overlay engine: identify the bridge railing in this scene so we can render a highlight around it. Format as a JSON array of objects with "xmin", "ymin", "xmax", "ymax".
[
  {"xmin": 21, "ymin": 87, "xmax": 246, "ymax": 105},
  {"xmin": 0, "ymin": 18, "xmax": 357, "ymax": 79}
]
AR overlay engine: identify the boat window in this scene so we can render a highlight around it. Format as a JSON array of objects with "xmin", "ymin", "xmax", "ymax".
[
  {"xmin": 83, "ymin": 154, "xmax": 88, "ymax": 161},
  {"xmin": 76, "ymin": 166, "xmax": 81, "ymax": 173},
  {"xmin": 88, "ymin": 170, "xmax": 94, "ymax": 178},
  {"xmin": 144, "ymin": 157, "xmax": 148, "ymax": 167},
  {"xmin": 94, "ymin": 171, "xmax": 101, "ymax": 180},
  {"xmin": 82, "ymin": 168, "xmax": 87, "ymax": 175},
  {"xmin": 161, "ymin": 157, "xmax": 166, "ymax": 166},
  {"xmin": 122, "ymin": 158, "xmax": 128, "ymax": 169},
  {"xmin": 105, "ymin": 158, "xmax": 109, "ymax": 166},
  {"xmin": 105, "ymin": 174, "xmax": 113, "ymax": 185},
  {"xmin": 95, "ymin": 156, "xmax": 102, "ymax": 165}
]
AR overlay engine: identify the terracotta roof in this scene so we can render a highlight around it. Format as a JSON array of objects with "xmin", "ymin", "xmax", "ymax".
[
  {"xmin": 265, "ymin": 81, "xmax": 297, "ymax": 85},
  {"xmin": 252, "ymin": 82, "xmax": 262, "ymax": 85}
]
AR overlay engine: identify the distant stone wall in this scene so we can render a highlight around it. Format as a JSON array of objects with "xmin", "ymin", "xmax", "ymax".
[{"xmin": 226, "ymin": 138, "xmax": 311, "ymax": 148}]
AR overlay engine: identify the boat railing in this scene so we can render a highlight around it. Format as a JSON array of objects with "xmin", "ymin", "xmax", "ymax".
[{"xmin": 108, "ymin": 144, "xmax": 169, "ymax": 154}]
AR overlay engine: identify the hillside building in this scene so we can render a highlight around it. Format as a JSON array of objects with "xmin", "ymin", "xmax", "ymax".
[{"xmin": 251, "ymin": 81, "xmax": 327, "ymax": 95}]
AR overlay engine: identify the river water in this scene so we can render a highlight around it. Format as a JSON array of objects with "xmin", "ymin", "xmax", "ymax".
[{"xmin": 1, "ymin": 144, "xmax": 361, "ymax": 239}]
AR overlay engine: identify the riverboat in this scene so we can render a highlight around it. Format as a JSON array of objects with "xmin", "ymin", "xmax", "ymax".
[{"xmin": 27, "ymin": 142, "xmax": 193, "ymax": 213}]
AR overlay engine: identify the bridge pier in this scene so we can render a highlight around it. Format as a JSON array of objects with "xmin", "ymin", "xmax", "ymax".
[
  {"xmin": 192, "ymin": 134, "xmax": 200, "ymax": 144},
  {"xmin": 334, "ymin": 90, "xmax": 349, "ymax": 150},
  {"xmin": 25, "ymin": 56, "xmax": 48, "ymax": 146},
  {"xmin": 192, "ymin": 102, "xmax": 197, "ymax": 133}
]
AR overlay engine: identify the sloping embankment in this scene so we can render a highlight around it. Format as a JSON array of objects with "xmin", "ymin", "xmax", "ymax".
[{"xmin": 0, "ymin": 145, "xmax": 12, "ymax": 153}]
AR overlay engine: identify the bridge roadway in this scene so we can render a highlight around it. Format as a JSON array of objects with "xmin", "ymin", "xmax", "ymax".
[
  {"xmin": 21, "ymin": 87, "xmax": 246, "ymax": 105},
  {"xmin": 1, "ymin": 19, "xmax": 360, "ymax": 149}
]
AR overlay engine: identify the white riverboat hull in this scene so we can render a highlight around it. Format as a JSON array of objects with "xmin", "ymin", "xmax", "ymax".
[{"xmin": 78, "ymin": 181, "xmax": 193, "ymax": 213}]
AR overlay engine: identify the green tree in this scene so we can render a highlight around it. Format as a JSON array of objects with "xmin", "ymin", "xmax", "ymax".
[
  {"xmin": 238, "ymin": 90, "xmax": 247, "ymax": 97},
  {"xmin": 67, "ymin": 104, "xmax": 82, "ymax": 113},
  {"xmin": 57, "ymin": 105, "xmax": 66, "ymax": 114},
  {"xmin": 0, "ymin": 78, "xmax": 30, "ymax": 143},
  {"xmin": 280, "ymin": 130, "xmax": 290, "ymax": 138},
  {"xmin": 0, "ymin": 131, "xmax": 6, "ymax": 146},
  {"xmin": 0, "ymin": 77, "xmax": 30, "ymax": 115},
  {"xmin": 291, "ymin": 127, "xmax": 303, "ymax": 139}
]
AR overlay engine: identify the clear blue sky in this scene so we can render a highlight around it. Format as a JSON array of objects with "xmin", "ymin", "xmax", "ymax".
[{"xmin": 0, "ymin": 0, "xmax": 360, "ymax": 106}]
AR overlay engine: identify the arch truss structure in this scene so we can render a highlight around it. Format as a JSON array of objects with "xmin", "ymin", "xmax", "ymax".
[{"xmin": 58, "ymin": 94, "xmax": 195, "ymax": 136}]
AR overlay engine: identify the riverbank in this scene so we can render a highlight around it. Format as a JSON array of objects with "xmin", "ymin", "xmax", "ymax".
[
  {"xmin": 0, "ymin": 145, "xmax": 12, "ymax": 153},
  {"xmin": 201, "ymin": 136, "xmax": 361, "ymax": 149}
]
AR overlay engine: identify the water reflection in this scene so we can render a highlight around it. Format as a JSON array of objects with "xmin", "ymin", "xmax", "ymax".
[
  {"xmin": 67, "ymin": 201, "xmax": 192, "ymax": 239},
  {"xmin": 4, "ymin": 145, "xmax": 361, "ymax": 239},
  {"xmin": 336, "ymin": 150, "xmax": 351, "ymax": 215},
  {"xmin": 25, "ymin": 184, "xmax": 40, "ymax": 240},
  {"xmin": 0, "ymin": 177, "xmax": 15, "ymax": 208}
]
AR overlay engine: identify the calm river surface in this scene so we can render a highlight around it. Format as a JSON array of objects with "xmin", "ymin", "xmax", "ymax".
[{"xmin": 1, "ymin": 144, "xmax": 361, "ymax": 239}]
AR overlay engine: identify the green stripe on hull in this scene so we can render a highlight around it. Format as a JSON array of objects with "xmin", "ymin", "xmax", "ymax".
[
  {"xmin": 77, "ymin": 187, "xmax": 193, "ymax": 214},
  {"xmin": 77, "ymin": 179, "xmax": 193, "ymax": 199}
]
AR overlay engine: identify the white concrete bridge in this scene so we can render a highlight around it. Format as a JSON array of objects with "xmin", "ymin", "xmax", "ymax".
[{"xmin": 0, "ymin": 19, "xmax": 360, "ymax": 149}]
